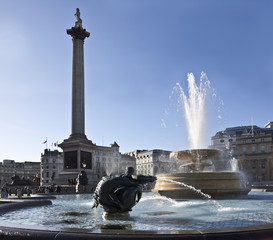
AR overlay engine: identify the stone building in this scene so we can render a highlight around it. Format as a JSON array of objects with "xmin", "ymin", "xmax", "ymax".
[
  {"xmin": 93, "ymin": 142, "xmax": 123, "ymax": 178},
  {"xmin": 211, "ymin": 122, "xmax": 273, "ymax": 184},
  {"xmin": 123, "ymin": 149, "xmax": 173, "ymax": 175},
  {"xmin": 92, "ymin": 142, "xmax": 136, "ymax": 178},
  {"xmin": 119, "ymin": 153, "xmax": 136, "ymax": 175},
  {"xmin": 40, "ymin": 149, "xmax": 64, "ymax": 186},
  {"xmin": 0, "ymin": 160, "xmax": 40, "ymax": 187}
]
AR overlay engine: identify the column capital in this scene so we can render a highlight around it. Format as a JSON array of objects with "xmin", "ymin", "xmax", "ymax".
[{"xmin": 67, "ymin": 27, "xmax": 90, "ymax": 40}]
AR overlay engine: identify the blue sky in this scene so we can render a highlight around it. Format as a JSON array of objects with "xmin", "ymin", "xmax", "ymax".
[{"xmin": 1, "ymin": 0, "xmax": 273, "ymax": 162}]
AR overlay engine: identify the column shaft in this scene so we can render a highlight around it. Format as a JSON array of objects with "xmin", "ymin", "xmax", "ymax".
[{"xmin": 71, "ymin": 38, "xmax": 86, "ymax": 139}]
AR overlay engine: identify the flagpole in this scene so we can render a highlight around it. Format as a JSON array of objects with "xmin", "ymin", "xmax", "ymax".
[{"xmin": 42, "ymin": 138, "xmax": 48, "ymax": 149}]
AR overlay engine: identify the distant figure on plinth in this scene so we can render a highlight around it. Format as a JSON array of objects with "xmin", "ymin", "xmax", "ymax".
[
  {"xmin": 77, "ymin": 170, "xmax": 88, "ymax": 185},
  {"xmin": 92, "ymin": 167, "xmax": 157, "ymax": 214},
  {"xmin": 76, "ymin": 170, "xmax": 88, "ymax": 193}
]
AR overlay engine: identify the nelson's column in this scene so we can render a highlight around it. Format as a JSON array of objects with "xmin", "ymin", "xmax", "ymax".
[{"xmin": 56, "ymin": 9, "xmax": 94, "ymax": 187}]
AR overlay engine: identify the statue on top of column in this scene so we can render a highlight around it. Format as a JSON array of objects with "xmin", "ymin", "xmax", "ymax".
[
  {"xmin": 67, "ymin": 8, "xmax": 90, "ymax": 41},
  {"xmin": 74, "ymin": 8, "xmax": 82, "ymax": 28}
]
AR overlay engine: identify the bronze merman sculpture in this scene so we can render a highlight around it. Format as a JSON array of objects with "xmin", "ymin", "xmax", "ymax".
[{"xmin": 92, "ymin": 167, "xmax": 156, "ymax": 213}]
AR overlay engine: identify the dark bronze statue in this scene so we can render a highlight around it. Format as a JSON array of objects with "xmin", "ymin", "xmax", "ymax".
[
  {"xmin": 92, "ymin": 167, "xmax": 156, "ymax": 213},
  {"xmin": 10, "ymin": 174, "xmax": 32, "ymax": 186}
]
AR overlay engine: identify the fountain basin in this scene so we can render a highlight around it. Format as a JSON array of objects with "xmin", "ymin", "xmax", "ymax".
[
  {"xmin": 0, "ymin": 192, "xmax": 273, "ymax": 240},
  {"xmin": 172, "ymin": 149, "xmax": 221, "ymax": 162},
  {"xmin": 153, "ymin": 172, "xmax": 251, "ymax": 199}
]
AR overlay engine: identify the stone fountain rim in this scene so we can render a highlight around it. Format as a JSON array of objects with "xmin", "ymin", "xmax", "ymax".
[
  {"xmin": 171, "ymin": 148, "xmax": 222, "ymax": 162},
  {"xmin": 0, "ymin": 222, "xmax": 273, "ymax": 239},
  {"xmin": 156, "ymin": 171, "xmax": 244, "ymax": 176}
]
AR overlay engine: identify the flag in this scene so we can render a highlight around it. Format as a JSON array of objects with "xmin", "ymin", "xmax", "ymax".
[{"xmin": 43, "ymin": 139, "xmax": 47, "ymax": 144}]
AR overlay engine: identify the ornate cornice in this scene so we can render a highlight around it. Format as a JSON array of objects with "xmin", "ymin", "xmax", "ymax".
[{"xmin": 66, "ymin": 27, "xmax": 90, "ymax": 40}]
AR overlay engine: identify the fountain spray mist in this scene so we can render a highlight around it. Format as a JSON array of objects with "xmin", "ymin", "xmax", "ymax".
[{"xmin": 176, "ymin": 72, "xmax": 212, "ymax": 149}]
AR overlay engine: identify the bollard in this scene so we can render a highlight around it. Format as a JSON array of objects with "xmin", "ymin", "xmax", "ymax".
[{"xmin": 17, "ymin": 189, "xmax": 22, "ymax": 198}]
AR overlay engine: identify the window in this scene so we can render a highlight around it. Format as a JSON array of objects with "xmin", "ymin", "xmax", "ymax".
[
  {"xmin": 252, "ymin": 146, "xmax": 256, "ymax": 153},
  {"xmin": 252, "ymin": 139, "xmax": 255, "ymax": 143},
  {"xmin": 252, "ymin": 160, "xmax": 256, "ymax": 169},
  {"xmin": 261, "ymin": 145, "xmax": 265, "ymax": 153},
  {"xmin": 242, "ymin": 146, "xmax": 247, "ymax": 153},
  {"xmin": 243, "ymin": 140, "xmax": 246, "ymax": 144},
  {"xmin": 261, "ymin": 160, "xmax": 266, "ymax": 169},
  {"xmin": 261, "ymin": 138, "xmax": 265, "ymax": 143}
]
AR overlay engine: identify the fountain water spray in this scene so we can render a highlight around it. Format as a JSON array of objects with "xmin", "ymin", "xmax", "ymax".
[
  {"xmin": 230, "ymin": 157, "xmax": 239, "ymax": 172},
  {"xmin": 176, "ymin": 72, "xmax": 212, "ymax": 150},
  {"xmin": 159, "ymin": 178, "xmax": 211, "ymax": 199},
  {"xmin": 158, "ymin": 178, "xmax": 224, "ymax": 209}
]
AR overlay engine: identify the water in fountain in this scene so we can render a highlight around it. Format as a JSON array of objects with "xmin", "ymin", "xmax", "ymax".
[{"xmin": 4, "ymin": 192, "xmax": 273, "ymax": 231}]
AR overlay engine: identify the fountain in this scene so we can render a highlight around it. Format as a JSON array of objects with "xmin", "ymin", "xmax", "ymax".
[
  {"xmin": 153, "ymin": 149, "xmax": 250, "ymax": 199},
  {"xmin": 153, "ymin": 73, "xmax": 250, "ymax": 199}
]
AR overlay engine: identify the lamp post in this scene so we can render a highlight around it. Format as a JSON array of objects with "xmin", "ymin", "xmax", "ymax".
[{"xmin": 82, "ymin": 162, "xmax": 87, "ymax": 170}]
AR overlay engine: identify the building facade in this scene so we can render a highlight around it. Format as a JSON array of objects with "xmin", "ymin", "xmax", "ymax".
[
  {"xmin": 40, "ymin": 149, "xmax": 64, "ymax": 186},
  {"xmin": 124, "ymin": 149, "xmax": 174, "ymax": 175},
  {"xmin": 93, "ymin": 142, "xmax": 123, "ymax": 178},
  {"xmin": 211, "ymin": 122, "xmax": 273, "ymax": 184},
  {"xmin": 0, "ymin": 160, "xmax": 40, "ymax": 187}
]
